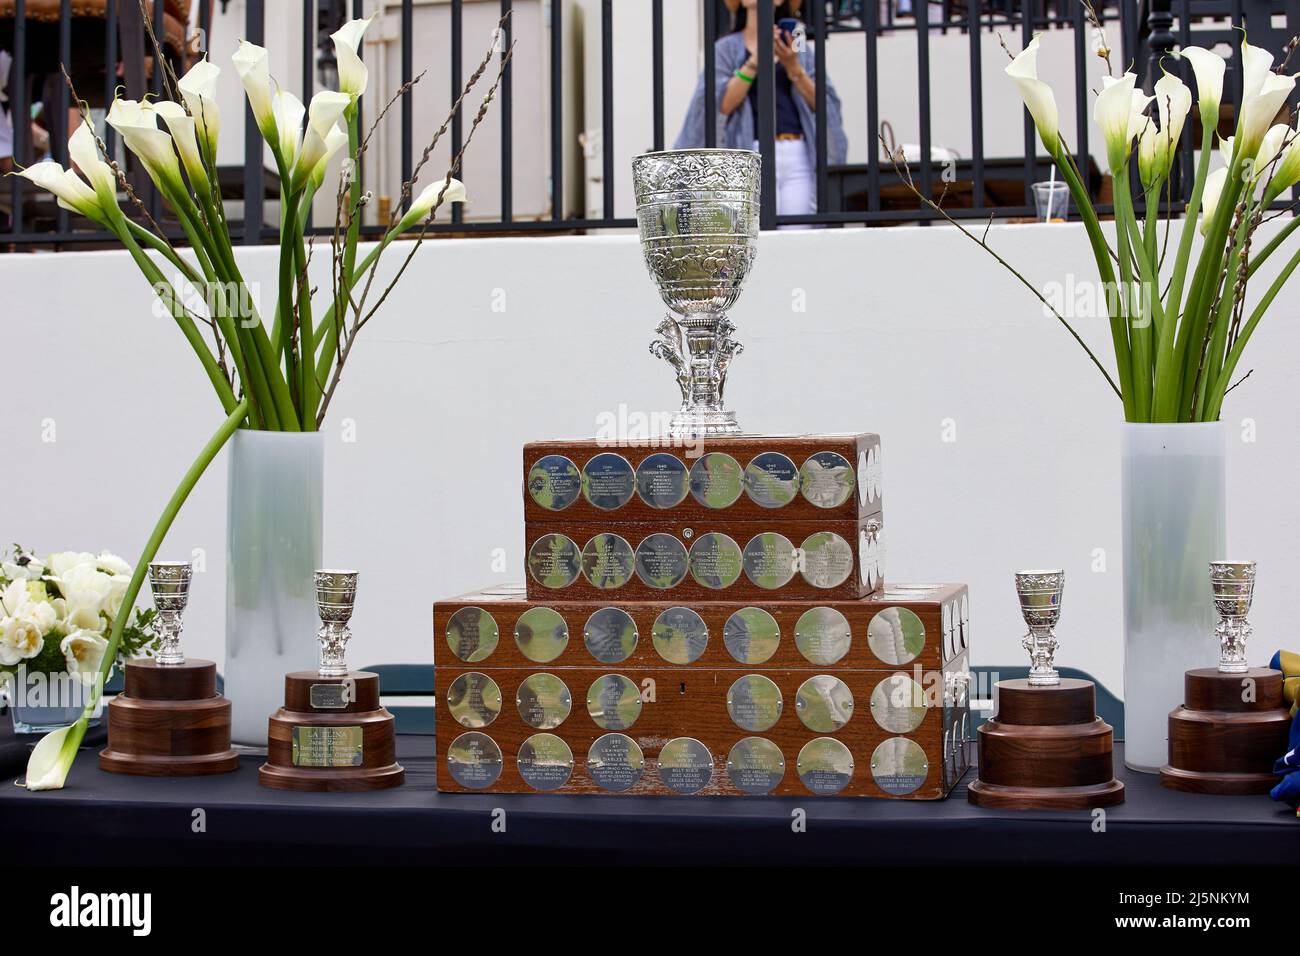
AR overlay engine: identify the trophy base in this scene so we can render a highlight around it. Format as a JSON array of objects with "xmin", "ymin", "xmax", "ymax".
[
  {"xmin": 968, "ymin": 678, "xmax": 1125, "ymax": 810},
  {"xmin": 668, "ymin": 408, "xmax": 741, "ymax": 438},
  {"xmin": 99, "ymin": 659, "xmax": 239, "ymax": 777},
  {"xmin": 1159, "ymin": 667, "xmax": 1290, "ymax": 796},
  {"xmin": 258, "ymin": 671, "xmax": 404, "ymax": 792}
]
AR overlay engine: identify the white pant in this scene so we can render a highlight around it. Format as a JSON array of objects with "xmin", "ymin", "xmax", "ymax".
[{"xmin": 756, "ymin": 138, "xmax": 815, "ymax": 228}]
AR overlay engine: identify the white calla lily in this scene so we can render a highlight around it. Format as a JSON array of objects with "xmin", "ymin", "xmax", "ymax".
[
  {"xmin": 1200, "ymin": 166, "xmax": 1228, "ymax": 235},
  {"xmin": 22, "ymin": 722, "xmax": 84, "ymax": 791},
  {"xmin": 15, "ymin": 161, "xmax": 105, "ymax": 222},
  {"xmin": 1238, "ymin": 38, "xmax": 1298, "ymax": 157},
  {"xmin": 153, "ymin": 100, "xmax": 210, "ymax": 192},
  {"xmin": 1266, "ymin": 121, "xmax": 1300, "ymax": 199},
  {"xmin": 1005, "ymin": 34, "xmax": 1059, "ymax": 154},
  {"xmin": 272, "ymin": 90, "xmax": 307, "ymax": 167},
  {"xmin": 293, "ymin": 90, "xmax": 352, "ymax": 188},
  {"xmin": 1096, "ymin": 72, "xmax": 1144, "ymax": 168},
  {"xmin": 176, "ymin": 59, "xmax": 221, "ymax": 157},
  {"xmin": 67, "ymin": 121, "xmax": 118, "ymax": 208},
  {"xmin": 331, "ymin": 15, "xmax": 375, "ymax": 98},
  {"xmin": 308, "ymin": 124, "xmax": 349, "ymax": 192},
  {"xmin": 1178, "ymin": 46, "xmax": 1226, "ymax": 119},
  {"xmin": 121, "ymin": 127, "xmax": 186, "ymax": 194},
  {"xmin": 399, "ymin": 177, "xmax": 468, "ymax": 229},
  {"xmin": 233, "ymin": 40, "xmax": 277, "ymax": 143},
  {"xmin": 1151, "ymin": 71, "xmax": 1192, "ymax": 174}
]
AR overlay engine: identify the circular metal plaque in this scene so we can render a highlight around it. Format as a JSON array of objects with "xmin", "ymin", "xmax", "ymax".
[
  {"xmin": 581, "ymin": 452, "xmax": 635, "ymax": 510},
  {"xmin": 871, "ymin": 737, "xmax": 928, "ymax": 795},
  {"xmin": 870, "ymin": 674, "xmax": 927, "ymax": 733},
  {"xmin": 865, "ymin": 445, "xmax": 882, "ymax": 504},
  {"xmin": 585, "ymin": 673, "xmax": 643, "ymax": 730},
  {"xmin": 515, "ymin": 672, "xmax": 572, "ymax": 729},
  {"xmin": 514, "ymin": 606, "xmax": 569, "ymax": 664},
  {"xmin": 867, "ymin": 607, "xmax": 926, "ymax": 666},
  {"xmin": 634, "ymin": 533, "xmax": 688, "ymax": 589},
  {"xmin": 651, "ymin": 606, "xmax": 709, "ymax": 664},
  {"xmin": 446, "ymin": 731, "xmax": 503, "ymax": 789},
  {"xmin": 743, "ymin": 452, "xmax": 800, "ymax": 508},
  {"xmin": 445, "ymin": 606, "xmax": 499, "ymax": 663},
  {"xmin": 726, "ymin": 674, "xmax": 784, "ymax": 732},
  {"xmin": 800, "ymin": 451, "xmax": 856, "ymax": 509},
  {"xmin": 688, "ymin": 532, "xmax": 743, "ymax": 590},
  {"xmin": 796, "ymin": 737, "xmax": 855, "ymax": 795},
  {"xmin": 517, "ymin": 733, "xmax": 574, "ymax": 791},
  {"xmin": 581, "ymin": 533, "xmax": 635, "ymax": 589},
  {"xmin": 795, "ymin": 675, "xmax": 855, "ymax": 732},
  {"xmin": 726, "ymin": 737, "xmax": 786, "ymax": 794},
  {"xmin": 799, "ymin": 531, "xmax": 854, "ymax": 589},
  {"xmin": 446, "ymin": 672, "xmax": 502, "ymax": 728},
  {"xmin": 688, "ymin": 452, "xmax": 744, "ymax": 509},
  {"xmin": 527, "ymin": 454, "xmax": 581, "ymax": 511},
  {"xmin": 658, "ymin": 737, "xmax": 715, "ymax": 794},
  {"xmin": 527, "ymin": 533, "xmax": 581, "ymax": 589},
  {"xmin": 723, "ymin": 607, "xmax": 781, "ymax": 664},
  {"xmin": 635, "ymin": 452, "xmax": 689, "ymax": 509},
  {"xmin": 859, "ymin": 524, "xmax": 881, "ymax": 590},
  {"xmin": 794, "ymin": 606, "xmax": 852, "ymax": 666},
  {"xmin": 742, "ymin": 532, "xmax": 797, "ymax": 590},
  {"xmin": 583, "ymin": 607, "xmax": 639, "ymax": 663},
  {"xmin": 586, "ymin": 733, "xmax": 645, "ymax": 792}
]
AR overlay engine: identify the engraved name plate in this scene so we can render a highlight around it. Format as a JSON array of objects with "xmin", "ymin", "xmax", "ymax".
[
  {"xmin": 586, "ymin": 673, "xmax": 643, "ymax": 730},
  {"xmin": 516, "ymin": 672, "xmax": 572, "ymax": 729},
  {"xmin": 794, "ymin": 606, "xmax": 852, "ymax": 666},
  {"xmin": 447, "ymin": 671, "xmax": 502, "ymax": 728},
  {"xmin": 634, "ymin": 533, "xmax": 689, "ymax": 589},
  {"xmin": 870, "ymin": 674, "xmax": 927, "ymax": 733},
  {"xmin": 652, "ymin": 606, "xmax": 709, "ymax": 664},
  {"xmin": 309, "ymin": 683, "xmax": 350, "ymax": 710},
  {"xmin": 688, "ymin": 532, "xmax": 743, "ymax": 590},
  {"xmin": 795, "ymin": 675, "xmax": 854, "ymax": 732},
  {"xmin": 514, "ymin": 606, "xmax": 569, "ymax": 663},
  {"xmin": 586, "ymin": 733, "xmax": 645, "ymax": 792},
  {"xmin": 581, "ymin": 533, "xmax": 635, "ymax": 589},
  {"xmin": 635, "ymin": 452, "xmax": 689, "ymax": 509},
  {"xmin": 292, "ymin": 726, "xmax": 363, "ymax": 767},
  {"xmin": 726, "ymin": 674, "xmax": 783, "ymax": 732},
  {"xmin": 800, "ymin": 451, "xmax": 855, "ymax": 509},
  {"xmin": 517, "ymin": 733, "xmax": 574, "ymax": 791},
  {"xmin": 527, "ymin": 533, "xmax": 581, "ymax": 589},
  {"xmin": 744, "ymin": 452, "xmax": 800, "ymax": 508},
  {"xmin": 871, "ymin": 737, "xmax": 928, "ymax": 795},
  {"xmin": 726, "ymin": 737, "xmax": 786, "ymax": 794},
  {"xmin": 446, "ymin": 606, "xmax": 500, "ymax": 663},
  {"xmin": 723, "ymin": 607, "xmax": 781, "ymax": 664},
  {"xmin": 797, "ymin": 737, "xmax": 855, "ymax": 795},
  {"xmin": 867, "ymin": 607, "xmax": 925, "ymax": 666},
  {"xmin": 742, "ymin": 532, "xmax": 797, "ymax": 590},
  {"xmin": 800, "ymin": 531, "xmax": 854, "ymax": 589},
  {"xmin": 583, "ymin": 607, "xmax": 638, "ymax": 663},
  {"xmin": 528, "ymin": 454, "xmax": 581, "ymax": 511},
  {"xmin": 689, "ymin": 452, "xmax": 744, "ymax": 509},
  {"xmin": 658, "ymin": 737, "xmax": 715, "ymax": 794},
  {"xmin": 447, "ymin": 731, "xmax": 503, "ymax": 789},
  {"xmin": 582, "ymin": 452, "xmax": 635, "ymax": 510}
]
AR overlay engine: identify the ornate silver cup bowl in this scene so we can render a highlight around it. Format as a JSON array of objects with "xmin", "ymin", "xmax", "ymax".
[
  {"xmin": 1209, "ymin": 560, "xmax": 1255, "ymax": 673},
  {"xmin": 314, "ymin": 569, "xmax": 359, "ymax": 677},
  {"xmin": 148, "ymin": 561, "xmax": 193, "ymax": 666},
  {"xmin": 632, "ymin": 148, "xmax": 761, "ymax": 438}
]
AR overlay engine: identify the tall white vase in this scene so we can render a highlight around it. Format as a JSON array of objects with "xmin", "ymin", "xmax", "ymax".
[
  {"xmin": 225, "ymin": 430, "xmax": 324, "ymax": 747},
  {"xmin": 1120, "ymin": 422, "xmax": 1225, "ymax": 772}
]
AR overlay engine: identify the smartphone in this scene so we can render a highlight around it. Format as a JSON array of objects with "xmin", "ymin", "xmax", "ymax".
[{"xmin": 777, "ymin": 16, "xmax": 799, "ymax": 41}]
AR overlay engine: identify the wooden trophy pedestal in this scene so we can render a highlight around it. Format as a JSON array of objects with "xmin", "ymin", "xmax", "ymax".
[
  {"xmin": 99, "ymin": 659, "xmax": 239, "ymax": 776},
  {"xmin": 258, "ymin": 671, "xmax": 404, "ymax": 792},
  {"xmin": 968, "ymin": 678, "xmax": 1125, "ymax": 810},
  {"xmin": 1160, "ymin": 667, "xmax": 1291, "ymax": 795}
]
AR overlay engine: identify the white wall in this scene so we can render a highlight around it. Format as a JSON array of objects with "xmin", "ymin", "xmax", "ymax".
[{"xmin": 5, "ymin": 220, "xmax": 1299, "ymax": 697}]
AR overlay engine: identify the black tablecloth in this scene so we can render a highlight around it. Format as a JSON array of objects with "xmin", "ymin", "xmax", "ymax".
[{"xmin": 1, "ymin": 727, "xmax": 1296, "ymax": 866}]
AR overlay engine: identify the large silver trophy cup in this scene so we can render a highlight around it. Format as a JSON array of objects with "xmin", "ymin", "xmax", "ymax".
[
  {"xmin": 1016, "ymin": 570, "xmax": 1065, "ymax": 686},
  {"xmin": 633, "ymin": 148, "xmax": 761, "ymax": 438}
]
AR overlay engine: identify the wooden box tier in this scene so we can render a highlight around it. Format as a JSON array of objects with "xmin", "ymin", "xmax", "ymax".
[
  {"xmin": 1160, "ymin": 667, "xmax": 1292, "ymax": 795},
  {"xmin": 525, "ymin": 513, "xmax": 884, "ymax": 603},
  {"xmin": 436, "ymin": 584, "xmax": 969, "ymax": 672},
  {"xmin": 99, "ymin": 659, "xmax": 239, "ymax": 776},
  {"xmin": 523, "ymin": 433, "xmax": 882, "ymax": 524},
  {"xmin": 258, "ymin": 672, "xmax": 405, "ymax": 792}
]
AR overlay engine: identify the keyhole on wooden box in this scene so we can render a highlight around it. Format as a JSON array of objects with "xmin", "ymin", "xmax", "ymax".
[{"xmin": 679, "ymin": 681, "xmax": 687, "ymax": 695}]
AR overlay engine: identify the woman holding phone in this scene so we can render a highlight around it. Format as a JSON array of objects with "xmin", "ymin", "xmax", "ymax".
[{"xmin": 675, "ymin": 0, "xmax": 848, "ymax": 223}]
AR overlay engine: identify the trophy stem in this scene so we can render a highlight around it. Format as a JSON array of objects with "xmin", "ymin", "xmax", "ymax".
[
  {"xmin": 660, "ymin": 312, "xmax": 743, "ymax": 439},
  {"xmin": 1023, "ymin": 626, "xmax": 1059, "ymax": 685},
  {"xmin": 1216, "ymin": 617, "xmax": 1251, "ymax": 673},
  {"xmin": 155, "ymin": 610, "xmax": 185, "ymax": 666},
  {"xmin": 317, "ymin": 622, "xmax": 351, "ymax": 677}
]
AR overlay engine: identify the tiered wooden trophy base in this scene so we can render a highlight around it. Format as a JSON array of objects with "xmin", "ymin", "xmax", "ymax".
[
  {"xmin": 968, "ymin": 678, "xmax": 1125, "ymax": 810},
  {"xmin": 1160, "ymin": 667, "xmax": 1291, "ymax": 795},
  {"xmin": 99, "ymin": 659, "xmax": 239, "ymax": 776},
  {"xmin": 258, "ymin": 671, "xmax": 404, "ymax": 792}
]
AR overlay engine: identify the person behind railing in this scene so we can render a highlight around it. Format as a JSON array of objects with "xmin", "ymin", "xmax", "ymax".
[
  {"xmin": 674, "ymin": 0, "xmax": 847, "ymax": 222},
  {"xmin": 0, "ymin": 49, "xmax": 12, "ymax": 174}
]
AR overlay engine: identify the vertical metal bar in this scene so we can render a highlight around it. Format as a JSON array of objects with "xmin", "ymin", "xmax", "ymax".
[
  {"xmin": 1177, "ymin": 0, "xmax": 1194, "ymax": 205},
  {"xmin": 757, "ymin": 0, "xmax": 776, "ymax": 228},
  {"xmin": 601, "ymin": 0, "xmax": 613, "ymax": 220},
  {"xmin": 451, "ymin": 0, "xmax": 463, "ymax": 223},
  {"xmin": 244, "ymin": 0, "xmax": 266, "ymax": 244},
  {"xmin": 1229, "ymin": 0, "xmax": 1244, "ymax": 111},
  {"xmin": 9, "ymin": 0, "xmax": 26, "ymax": 237},
  {"xmin": 812, "ymin": 0, "xmax": 827, "ymax": 212},
  {"xmin": 551, "ymin": 0, "xmax": 564, "ymax": 218},
  {"xmin": 501, "ymin": 0, "xmax": 514, "ymax": 222},
  {"xmin": 401, "ymin": 0, "xmax": 413, "ymax": 212},
  {"xmin": 916, "ymin": 0, "xmax": 932, "ymax": 204},
  {"xmin": 866, "ymin": 0, "xmax": 880, "ymax": 212},
  {"xmin": 1021, "ymin": 0, "xmax": 1034, "ymax": 207},
  {"xmin": 302, "ymin": 0, "xmax": 315, "ymax": 229},
  {"xmin": 1073, "ymin": 0, "xmax": 1089, "ymax": 207},
  {"xmin": 149, "ymin": 0, "xmax": 165, "ymax": 222},
  {"xmin": 969, "ymin": 0, "xmax": 984, "ymax": 209},
  {"xmin": 353, "ymin": 0, "xmax": 365, "ymax": 158},
  {"xmin": 703, "ymin": 0, "xmax": 717, "ymax": 148},
  {"xmin": 104, "ymin": 0, "xmax": 118, "ymax": 158},
  {"xmin": 57, "ymin": 0, "xmax": 72, "ymax": 235},
  {"xmin": 652, "ymin": 0, "xmax": 665, "ymax": 151}
]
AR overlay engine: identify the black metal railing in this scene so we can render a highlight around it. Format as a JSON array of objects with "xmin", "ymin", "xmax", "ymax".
[{"xmin": 0, "ymin": 0, "xmax": 1296, "ymax": 250}]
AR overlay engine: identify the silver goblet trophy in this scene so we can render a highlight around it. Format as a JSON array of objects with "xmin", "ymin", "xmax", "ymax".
[
  {"xmin": 1209, "ymin": 560, "xmax": 1255, "ymax": 674},
  {"xmin": 148, "ymin": 561, "xmax": 193, "ymax": 666},
  {"xmin": 315, "ymin": 569, "xmax": 359, "ymax": 677},
  {"xmin": 1015, "ymin": 570, "xmax": 1064, "ymax": 686},
  {"xmin": 632, "ymin": 148, "xmax": 761, "ymax": 438}
]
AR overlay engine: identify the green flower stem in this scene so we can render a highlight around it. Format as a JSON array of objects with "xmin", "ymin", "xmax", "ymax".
[
  {"xmin": 1249, "ymin": 213, "xmax": 1300, "ymax": 278},
  {"xmin": 1165, "ymin": 120, "xmax": 1216, "ymax": 323},
  {"xmin": 342, "ymin": 104, "xmax": 362, "ymax": 312},
  {"xmin": 312, "ymin": 239, "xmax": 390, "ymax": 390},
  {"xmin": 1112, "ymin": 164, "xmax": 1152, "ymax": 421},
  {"xmin": 125, "ymin": 221, "xmax": 205, "ymax": 288},
  {"xmin": 294, "ymin": 216, "xmax": 318, "ymax": 429}
]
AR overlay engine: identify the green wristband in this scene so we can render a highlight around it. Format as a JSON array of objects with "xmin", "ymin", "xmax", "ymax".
[{"xmin": 734, "ymin": 68, "xmax": 755, "ymax": 84}]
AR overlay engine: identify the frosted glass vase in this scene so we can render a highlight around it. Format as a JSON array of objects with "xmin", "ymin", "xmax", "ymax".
[
  {"xmin": 226, "ymin": 430, "xmax": 324, "ymax": 747},
  {"xmin": 1121, "ymin": 422, "xmax": 1225, "ymax": 772}
]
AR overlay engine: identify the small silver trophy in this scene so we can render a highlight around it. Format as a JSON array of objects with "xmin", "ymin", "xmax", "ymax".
[
  {"xmin": 315, "ymin": 569, "xmax": 359, "ymax": 677},
  {"xmin": 148, "ymin": 561, "xmax": 192, "ymax": 666},
  {"xmin": 633, "ymin": 148, "xmax": 761, "ymax": 438},
  {"xmin": 1016, "ymin": 570, "xmax": 1064, "ymax": 686},
  {"xmin": 1209, "ymin": 560, "xmax": 1255, "ymax": 674}
]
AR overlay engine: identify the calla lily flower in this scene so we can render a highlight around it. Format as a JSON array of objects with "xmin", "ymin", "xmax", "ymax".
[
  {"xmin": 1238, "ymin": 38, "xmax": 1298, "ymax": 157},
  {"xmin": 399, "ymin": 177, "xmax": 468, "ymax": 230},
  {"xmin": 293, "ymin": 90, "xmax": 352, "ymax": 189},
  {"xmin": 67, "ymin": 121, "xmax": 118, "ymax": 209},
  {"xmin": 1200, "ymin": 166, "xmax": 1228, "ymax": 235},
  {"xmin": 308, "ymin": 124, "xmax": 349, "ymax": 192},
  {"xmin": 1006, "ymin": 34, "xmax": 1059, "ymax": 154},
  {"xmin": 176, "ymin": 59, "xmax": 221, "ymax": 158},
  {"xmin": 272, "ymin": 90, "xmax": 307, "ymax": 168},
  {"xmin": 233, "ymin": 40, "xmax": 277, "ymax": 144},
  {"xmin": 14, "ymin": 161, "xmax": 105, "ymax": 223},
  {"xmin": 1253, "ymin": 122, "xmax": 1290, "ymax": 182},
  {"xmin": 1151, "ymin": 72, "xmax": 1192, "ymax": 173},
  {"xmin": 1096, "ymin": 73, "xmax": 1145, "ymax": 169},
  {"xmin": 1265, "ymin": 121, "xmax": 1300, "ymax": 199},
  {"xmin": 153, "ymin": 100, "xmax": 210, "ymax": 193},
  {"xmin": 331, "ymin": 15, "xmax": 375, "ymax": 98},
  {"xmin": 23, "ymin": 721, "xmax": 85, "ymax": 791},
  {"xmin": 1178, "ymin": 46, "xmax": 1226, "ymax": 119},
  {"xmin": 108, "ymin": 99, "xmax": 186, "ymax": 194}
]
